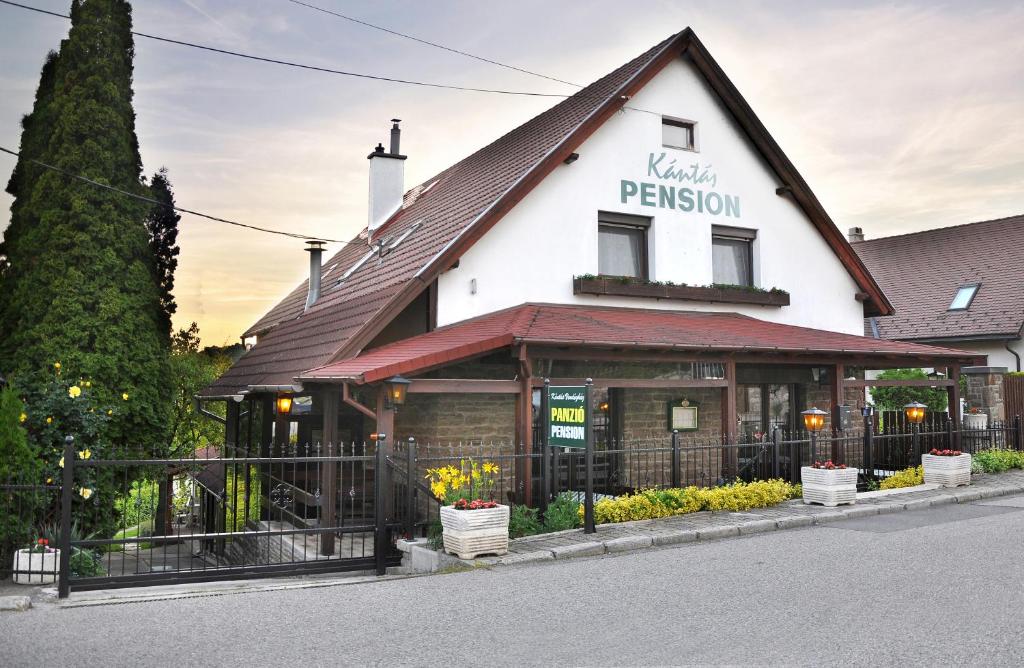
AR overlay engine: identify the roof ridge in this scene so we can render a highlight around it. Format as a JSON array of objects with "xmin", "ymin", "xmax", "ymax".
[{"xmin": 853, "ymin": 213, "xmax": 1024, "ymax": 245}]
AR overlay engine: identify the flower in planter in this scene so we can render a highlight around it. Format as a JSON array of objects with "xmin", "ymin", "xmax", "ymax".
[
  {"xmin": 425, "ymin": 459, "xmax": 500, "ymax": 505},
  {"xmin": 929, "ymin": 449, "xmax": 963, "ymax": 457},
  {"xmin": 812, "ymin": 460, "xmax": 847, "ymax": 470},
  {"xmin": 453, "ymin": 498, "xmax": 499, "ymax": 510}
]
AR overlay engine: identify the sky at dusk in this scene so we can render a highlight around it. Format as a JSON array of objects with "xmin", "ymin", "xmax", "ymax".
[{"xmin": 2, "ymin": 0, "xmax": 1022, "ymax": 346}]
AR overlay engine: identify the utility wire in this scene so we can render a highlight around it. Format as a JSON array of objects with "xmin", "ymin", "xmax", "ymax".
[
  {"xmin": 283, "ymin": 0, "xmax": 582, "ymax": 88},
  {"xmin": 0, "ymin": 0, "xmax": 592, "ymax": 98},
  {"xmin": 0, "ymin": 146, "xmax": 344, "ymax": 243}
]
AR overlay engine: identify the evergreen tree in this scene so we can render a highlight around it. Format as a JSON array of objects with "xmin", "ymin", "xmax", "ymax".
[
  {"xmin": 0, "ymin": 1, "xmax": 171, "ymax": 462},
  {"xmin": 145, "ymin": 167, "xmax": 180, "ymax": 340}
]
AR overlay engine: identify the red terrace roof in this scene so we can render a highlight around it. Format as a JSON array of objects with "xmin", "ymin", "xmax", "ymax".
[
  {"xmin": 301, "ymin": 304, "xmax": 979, "ymax": 383},
  {"xmin": 854, "ymin": 214, "xmax": 1024, "ymax": 342}
]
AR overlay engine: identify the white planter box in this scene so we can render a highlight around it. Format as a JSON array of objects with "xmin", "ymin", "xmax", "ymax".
[
  {"xmin": 439, "ymin": 504, "xmax": 509, "ymax": 560},
  {"xmin": 963, "ymin": 413, "xmax": 988, "ymax": 430},
  {"xmin": 11, "ymin": 548, "xmax": 59, "ymax": 585},
  {"xmin": 922, "ymin": 453, "xmax": 972, "ymax": 487},
  {"xmin": 801, "ymin": 466, "xmax": 858, "ymax": 507}
]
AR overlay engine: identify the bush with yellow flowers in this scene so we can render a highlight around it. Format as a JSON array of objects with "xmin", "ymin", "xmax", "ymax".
[
  {"xmin": 589, "ymin": 479, "xmax": 797, "ymax": 525},
  {"xmin": 425, "ymin": 459, "xmax": 500, "ymax": 505},
  {"xmin": 879, "ymin": 465, "xmax": 924, "ymax": 490},
  {"xmin": 12, "ymin": 362, "xmax": 126, "ymax": 536}
]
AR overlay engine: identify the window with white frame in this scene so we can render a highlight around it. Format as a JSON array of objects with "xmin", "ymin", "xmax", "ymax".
[
  {"xmin": 598, "ymin": 212, "xmax": 650, "ymax": 279},
  {"xmin": 712, "ymin": 225, "xmax": 756, "ymax": 286}
]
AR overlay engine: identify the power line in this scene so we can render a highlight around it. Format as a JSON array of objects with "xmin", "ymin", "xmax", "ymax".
[
  {"xmin": 0, "ymin": 146, "xmax": 345, "ymax": 244},
  {"xmin": 283, "ymin": 0, "xmax": 582, "ymax": 88},
  {"xmin": 0, "ymin": 0, "xmax": 586, "ymax": 98}
]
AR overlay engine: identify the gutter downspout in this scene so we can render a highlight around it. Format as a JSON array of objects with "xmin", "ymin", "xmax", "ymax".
[{"xmin": 1006, "ymin": 339, "xmax": 1021, "ymax": 372}]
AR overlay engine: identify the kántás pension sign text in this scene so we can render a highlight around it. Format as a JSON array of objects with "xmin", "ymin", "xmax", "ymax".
[{"xmin": 620, "ymin": 153, "xmax": 740, "ymax": 218}]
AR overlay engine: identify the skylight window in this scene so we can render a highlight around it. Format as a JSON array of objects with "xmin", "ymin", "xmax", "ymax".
[{"xmin": 948, "ymin": 284, "xmax": 979, "ymax": 311}]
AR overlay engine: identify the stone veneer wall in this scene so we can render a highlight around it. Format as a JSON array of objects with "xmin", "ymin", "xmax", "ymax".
[
  {"xmin": 394, "ymin": 393, "xmax": 516, "ymax": 445},
  {"xmin": 964, "ymin": 368, "xmax": 1006, "ymax": 421}
]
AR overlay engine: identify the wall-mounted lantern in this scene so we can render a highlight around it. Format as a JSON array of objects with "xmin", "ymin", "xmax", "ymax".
[
  {"xmin": 384, "ymin": 375, "xmax": 412, "ymax": 410},
  {"xmin": 904, "ymin": 401, "xmax": 927, "ymax": 425},
  {"xmin": 275, "ymin": 393, "xmax": 293, "ymax": 416}
]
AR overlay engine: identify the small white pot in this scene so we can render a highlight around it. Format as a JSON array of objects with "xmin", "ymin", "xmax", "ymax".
[
  {"xmin": 922, "ymin": 453, "xmax": 972, "ymax": 487},
  {"xmin": 11, "ymin": 548, "xmax": 59, "ymax": 585},
  {"xmin": 963, "ymin": 413, "xmax": 988, "ymax": 430},
  {"xmin": 801, "ymin": 466, "xmax": 858, "ymax": 507},
  {"xmin": 439, "ymin": 504, "xmax": 510, "ymax": 560}
]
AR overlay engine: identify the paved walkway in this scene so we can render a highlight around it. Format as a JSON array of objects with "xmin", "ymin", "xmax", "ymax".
[{"xmin": 482, "ymin": 471, "xmax": 1024, "ymax": 566}]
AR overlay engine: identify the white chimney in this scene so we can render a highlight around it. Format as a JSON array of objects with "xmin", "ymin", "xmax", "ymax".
[
  {"xmin": 367, "ymin": 119, "xmax": 406, "ymax": 236},
  {"xmin": 848, "ymin": 227, "xmax": 865, "ymax": 243}
]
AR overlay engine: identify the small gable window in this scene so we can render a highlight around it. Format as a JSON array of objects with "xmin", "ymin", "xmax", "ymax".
[
  {"xmin": 948, "ymin": 284, "xmax": 979, "ymax": 311},
  {"xmin": 662, "ymin": 117, "xmax": 697, "ymax": 151}
]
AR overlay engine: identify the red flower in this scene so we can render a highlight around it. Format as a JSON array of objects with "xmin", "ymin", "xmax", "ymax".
[{"xmin": 37, "ymin": 538, "xmax": 48, "ymax": 546}]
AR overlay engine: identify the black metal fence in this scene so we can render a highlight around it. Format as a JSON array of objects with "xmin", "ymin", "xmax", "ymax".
[
  {"xmin": 392, "ymin": 416, "xmax": 1024, "ymax": 536},
  {"xmin": 42, "ymin": 437, "xmax": 401, "ymax": 597},
  {"xmin": 0, "ymin": 475, "xmax": 61, "ymax": 583}
]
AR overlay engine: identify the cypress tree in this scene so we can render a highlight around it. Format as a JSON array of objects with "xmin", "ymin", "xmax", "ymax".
[
  {"xmin": 145, "ymin": 167, "xmax": 181, "ymax": 341},
  {"xmin": 0, "ymin": 0, "xmax": 171, "ymax": 458}
]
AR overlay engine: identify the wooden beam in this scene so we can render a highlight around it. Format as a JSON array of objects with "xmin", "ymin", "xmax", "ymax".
[
  {"xmin": 343, "ymin": 382, "xmax": 377, "ymax": 420},
  {"xmin": 531, "ymin": 378, "xmax": 729, "ymax": 389},
  {"xmin": 408, "ymin": 379, "xmax": 520, "ymax": 394},
  {"xmin": 320, "ymin": 388, "xmax": 339, "ymax": 556},
  {"xmin": 830, "ymin": 363, "xmax": 844, "ymax": 460},
  {"xmin": 843, "ymin": 379, "xmax": 955, "ymax": 388},
  {"xmin": 947, "ymin": 365, "xmax": 961, "ymax": 450},
  {"xmin": 517, "ymin": 346, "xmax": 533, "ymax": 506},
  {"xmin": 527, "ymin": 346, "xmax": 728, "ymax": 365},
  {"xmin": 721, "ymin": 358, "xmax": 738, "ymax": 477}
]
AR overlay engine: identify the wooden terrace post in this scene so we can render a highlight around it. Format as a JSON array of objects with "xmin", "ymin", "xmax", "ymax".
[
  {"xmin": 219, "ymin": 400, "xmax": 240, "ymax": 554},
  {"xmin": 320, "ymin": 387, "xmax": 339, "ymax": 556},
  {"xmin": 947, "ymin": 365, "xmax": 962, "ymax": 450},
  {"xmin": 517, "ymin": 347, "xmax": 534, "ymax": 506},
  {"xmin": 830, "ymin": 363, "xmax": 845, "ymax": 462},
  {"xmin": 721, "ymin": 359, "xmax": 738, "ymax": 478},
  {"xmin": 259, "ymin": 396, "xmax": 274, "ymax": 521},
  {"xmin": 375, "ymin": 386, "xmax": 395, "ymax": 536}
]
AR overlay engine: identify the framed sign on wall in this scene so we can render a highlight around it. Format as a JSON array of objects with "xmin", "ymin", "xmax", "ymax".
[{"xmin": 668, "ymin": 397, "xmax": 699, "ymax": 432}]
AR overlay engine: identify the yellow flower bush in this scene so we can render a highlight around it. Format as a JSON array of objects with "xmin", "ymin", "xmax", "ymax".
[
  {"xmin": 879, "ymin": 465, "xmax": 923, "ymax": 490},
  {"xmin": 590, "ymin": 479, "xmax": 796, "ymax": 525},
  {"xmin": 425, "ymin": 459, "xmax": 499, "ymax": 505}
]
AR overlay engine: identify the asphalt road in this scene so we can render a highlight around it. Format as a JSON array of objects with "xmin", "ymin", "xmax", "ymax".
[{"xmin": 4, "ymin": 496, "xmax": 1024, "ymax": 667}]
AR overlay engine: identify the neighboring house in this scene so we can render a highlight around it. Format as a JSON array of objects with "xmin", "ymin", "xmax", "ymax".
[
  {"xmin": 203, "ymin": 28, "xmax": 976, "ymax": 481},
  {"xmin": 852, "ymin": 215, "xmax": 1024, "ymax": 372}
]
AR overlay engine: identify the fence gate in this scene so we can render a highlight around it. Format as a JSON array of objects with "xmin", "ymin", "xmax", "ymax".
[{"xmin": 55, "ymin": 438, "xmax": 401, "ymax": 597}]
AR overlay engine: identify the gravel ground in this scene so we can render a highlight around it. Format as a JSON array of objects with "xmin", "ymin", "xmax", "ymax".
[{"xmin": 3, "ymin": 496, "xmax": 1024, "ymax": 666}]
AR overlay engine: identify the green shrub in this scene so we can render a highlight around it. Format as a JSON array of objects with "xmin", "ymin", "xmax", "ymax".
[
  {"xmin": 590, "ymin": 479, "xmax": 796, "ymax": 525},
  {"xmin": 509, "ymin": 504, "xmax": 542, "ymax": 538},
  {"xmin": 543, "ymin": 493, "xmax": 583, "ymax": 532},
  {"xmin": 879, "ymin": 466, "xmax": 923, "ymax": 489},
  {"xmin": 0, "ymin": 383, "xmax": 44, "ymax": 566},
  {"xmin": 972, "ymin": 449, "xmax": 1024, "ymax": 474},
  {"xmin": 115, "ymin": 479, "xmax": 159, "ymax": 529}
]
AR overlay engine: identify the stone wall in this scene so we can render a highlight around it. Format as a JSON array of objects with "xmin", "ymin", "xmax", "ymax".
[
  {"xmin": 964, "ymin": 367, "xmax": 1007, "ymax": 421},
  {"xmin": 394, "ymin": 393, "xmax": 516, "ymax": 445}
]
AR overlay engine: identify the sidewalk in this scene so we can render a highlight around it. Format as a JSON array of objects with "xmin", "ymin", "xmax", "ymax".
[{"xmin": 480, "ymin": 471, "xmax": 1024, "ymax": 566}]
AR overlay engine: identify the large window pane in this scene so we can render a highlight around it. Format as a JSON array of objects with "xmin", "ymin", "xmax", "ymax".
[
  {"xmin": 712, "ymin": 236, "xmax": 752, "ymax": 286},
  {"xmin": 599, "ymin": 225, "xmax": 645, "ymax": 278}
]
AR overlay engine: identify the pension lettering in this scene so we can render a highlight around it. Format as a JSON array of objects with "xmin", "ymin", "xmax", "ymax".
[{"xmin": 619, "ymin": 153, "xmax": 740, "ymax": 218}]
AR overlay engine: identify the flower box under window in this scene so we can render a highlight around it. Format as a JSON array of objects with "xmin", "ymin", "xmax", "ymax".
[{"xmin": 573, "ymin": 276, "xmax": 790, "ymax": 307}]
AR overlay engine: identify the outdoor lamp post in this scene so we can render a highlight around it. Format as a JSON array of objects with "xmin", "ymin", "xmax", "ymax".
[
  {"xmin": 383, "ymin": 375, "xmax": 412, "ymax": 410},
  {"xmin": 905, "ymin": 401, "xmax": 927, "ymax": 455},
  {"xmin": 802, "ymin": 407, "xmax": 828, "ymax": 464},
  {"xmin": 275, "ymin": 393, "xmax": 293, "ymax": 416}
]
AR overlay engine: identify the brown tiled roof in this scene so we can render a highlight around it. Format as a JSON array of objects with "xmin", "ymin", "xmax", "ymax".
[
  {"xmin": 206, "ymin": 28, "xmax": 894, "ymax": 397},
  {"xmin": 854, "ymin": 214, "xmax": 1024, "ymax": 342},
  {"xmin": 301, "ymin": 304, "xmax": 979, "ymax": 383}
]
